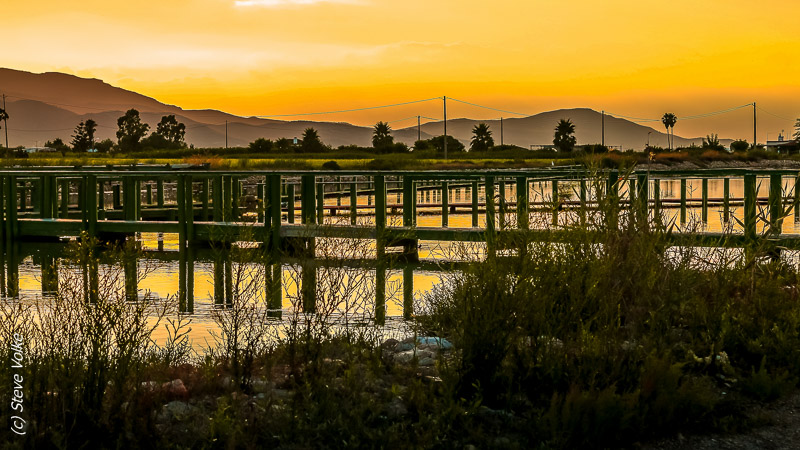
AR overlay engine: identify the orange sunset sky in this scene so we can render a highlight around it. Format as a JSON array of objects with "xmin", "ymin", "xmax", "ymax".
[{"xmin": 4, "ymin": 0, "xmax": 799, "ymax": 140}]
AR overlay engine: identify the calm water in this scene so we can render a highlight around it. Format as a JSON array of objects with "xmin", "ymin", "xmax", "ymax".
[{"xmin": 6, "ymin": 177, "xmax": 799, "ymax": 347}]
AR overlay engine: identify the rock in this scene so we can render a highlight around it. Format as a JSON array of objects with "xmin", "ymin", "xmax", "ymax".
[
  {"xmin": 252, "ymin": 378, "xmax": 273, "ymax": 393},
  {"xmin": 141, "ymin": 381, "xmax": 159, "ymax": 391},
  {"xmin": 272, "ymin": 388, "xmax": 290, "ymax": 400},
  {"xmin": 387, "ymin": 396, "xmax": 408, "ymax": 419},
  {"xmin": 162, "ymin": 379, "xmax": 188, "ymax": 396},
  {"xmin": 381, "ymin": 338, "xmax": 399, "ymax": 350},
  {"xmin": 392, "ymin": 337, "xmax": 416, "ymax": 352},
  {"xmin": 157, "ymin": 401, "xmax": 197, "ymax": 423},
  {"xmin": 418, "ymin": 357, "xmax": 435, "ymax": 367},
  {"xmin": 393, "ymin": 349, "xmax": 435, "ymax": 364},
  {"xmin": 416, "ymin": 336, "xmax": 453, "ymax": 350}
]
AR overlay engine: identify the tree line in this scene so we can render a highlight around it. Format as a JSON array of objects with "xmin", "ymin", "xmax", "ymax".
[{"xmin": 2, "ymin": 105, "xmax": 799, "ymax": 154}]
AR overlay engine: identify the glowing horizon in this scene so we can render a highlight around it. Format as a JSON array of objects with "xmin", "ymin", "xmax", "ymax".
[{"xmin": 4, "ymin": 0, "xmax": 799, "ymax": 140}]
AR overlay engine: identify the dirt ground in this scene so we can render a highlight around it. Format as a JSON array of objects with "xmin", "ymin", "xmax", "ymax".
[{"xmin": 643, "ymin": 392, "xmax": 800, "ymax": 450}]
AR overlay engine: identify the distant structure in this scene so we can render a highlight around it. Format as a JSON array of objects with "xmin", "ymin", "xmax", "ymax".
[
  {"xmin": 766, "ymin": 132, "xmax": 798, "ymax": 152},
  {"xmin": 24, "ymin": 147, "xmax": 58, "ymax": 154}
]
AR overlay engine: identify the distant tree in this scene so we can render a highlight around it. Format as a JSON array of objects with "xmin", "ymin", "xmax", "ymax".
[
  {"xmin": 428, "ymin": 135, "xmax": 465, "ymax": 153},
  {"xmin": 299, "ymin": 127, "xmax": 326, "ymax": 153},
  {"xmin": 702, "ymin": 133, "xmax": 724, "ymax": 151},
  {"xmin": 0, "ymin": 108, "xmax": 8, "ymax": 141},
  {"xmin": 70, "ymin": 119, "xmax": 97, "ymax": 152},
  {"xmin": 553, "ymin": 118, "xmax": 577, "ymax": 152},
  {"xmin": 372, "ymin": 121, "xmax": 394, "ymax": 150},
  {"xmin": 470, "ymin": 123, "xmax": 494, "ymax": 152},
  {"xmin": 414, "ymin": 139, "xmax": 434, "ymax": 151},
  {"xmin": 155, "ymin": 115, "xmax": 186, "ymax": 148},
  {"xmin": 275, "ymin": 138, "xmax": 294, "ymax": 153},
  {"xmin": 95, "ymin": 138, "xmax": 115, "ymax": 153},
  {"xmin": 249, "ymin": 138, "xmax": 273, "ymax": 153},
  {"xmin": 116, "ymin": 109, "xmax": 150, "ymax": 152},
  {"xmin": 44, "ymin": 138, "xmax": 70, "ymax": 153},
  {"xmin": 661, "ymin": 113, "xmax": 677, "ymax": 150},
  {"xmin": 730, "ymin": 140, "xmax": 749, "ymax": 152}
]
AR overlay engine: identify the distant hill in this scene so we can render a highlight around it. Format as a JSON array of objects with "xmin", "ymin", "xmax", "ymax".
[{"xmin": 0, "ymin": 68, "xmax": 722, "ymax": 150}]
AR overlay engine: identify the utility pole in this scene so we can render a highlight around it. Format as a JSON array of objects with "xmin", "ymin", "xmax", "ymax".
[
  {"xmin": 601, "ymin": 110, "xmax": 605, "ymax": 147},
  {"xmin": 225, "ymin": 120, "xmax": 228, "ymax": 149},
  {"xmin": 443, "ymin": 96, "xmax": 447, "ymax": 160},
  {"xmin": 417, "ymin": 116, "xmax": 421, "ymax": 141},
  {"xmin": 3, "ymin": 94, "xmax": 7, "ymax": 150},
  {"xmin": 500, "ymin": 117, "xmax": 504, "ymax": 146},
  {"xmin": 753, "ymin": 102, "xmax": 757, "ymax": 148}
]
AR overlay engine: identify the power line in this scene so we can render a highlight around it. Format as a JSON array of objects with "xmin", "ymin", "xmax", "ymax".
[
  {"xmin": 680, "ymin": 103, "xmax": 752, "ymax": 120},
  {"xmin": 447, "ymin": 97, "xmax": 530, "ymax": 116},
  {"xmin": 387, "ymin": 115, "xmax": 439, "ymax": 124},
  {"xmin": 253, "ymin": 97, "xmax": 441, "ymax": 118},
  {"xmin": 756, "ymin": 106, "xmax": 796, "ymax": 122}
]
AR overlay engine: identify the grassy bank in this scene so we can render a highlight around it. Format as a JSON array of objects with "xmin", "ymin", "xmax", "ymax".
[
  {"xmin": 4, "ymin": 146, "xmax": 798, "ymax": 171},
  {"xmin": 2, "ymin": 177, "xmax": 800, "ymax": 448}
]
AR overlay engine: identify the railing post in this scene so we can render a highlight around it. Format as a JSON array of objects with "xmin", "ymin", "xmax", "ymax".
[
  {"xmin": 441, "ymin": 180, "xmax": 449, "ymax": 228},
  {"xmin": 701, "ymin": 178, "xmax": 709, "ymax": 223},
  {"xmin": 157, "ymin": 178, "xmax": 165, "ymax": 207},
  {"xmin": 471, "ymin": 180, "xmax": 479, "ymax": 227},
  {"xmin": 579, "ymin": 177, "xmax": 587, "ymax": 225},
  {"xmin": 6, "ymin": 177, "xmax": 17, "ymax": 243},
  {"xmin": 551, "ymin": 179, "xmax": 559, "ymax": 226},
  {"xmin": 349, "ymin": 182, "xmax": 357, "ymax": 225},
  {"xmin": 403, "ymin": 175, "xmax": 414, "ymax": 227},
  {"xmin": 288, "ymin": 184, "xmax": 296, "ymax": 224},
  {"xmin": 724, "ymin": 178, "xmax": 731, "ymax": 223},
  {"xmin": 316, "ymin": 182, "xmax": 324, "ymax": 225},
  {"xmin": 485, "ymin": 175, "xmax": 496, "ymax": 258},
  {"xmin": 212, "ymin": 175, "xmax": 223, "ymax": 222},
  {"xmin": 224, "ymin": 176, "xmax": 233, "ymax": 221},
  {"xmin": 744, "ymin": 174, "xmax": 756, "ymax": 241},
  {"xmin": 403, "ymin": 265, "xmax": 413, "ymax": 320},
  {"xmin": 653, "ymin": 178, "xmax": 661, "ymax": 219},
  {"xmin": 177, "ymin": 175, "xmax": 186, "ymax": 249},
  {"xmin": 184, "ymin": 176, "xmax": 194, "ymax": 244},
  {"xmin": 607, "ymin": 171, "xmax": 618, "ymax": 230},
  {"xmin": 516, "ymin": 176, "xmax": 529, "ymax": 230},
  {"xmin": 112, "ymin": 184, "xmax": 122, "ymax": 210},
  {"xmin": 769, "ymin": 173, "xmax": 782, "ymax": 235},
  {"xmin": 86, "ymin": 175, "xmax": 97, "ymax": 237},
  {"xmin": 268, "ymin": 174, "xmax": 282, "ymax": 254},
  {"xmin": 60, "ymin": 179, "xmax": 69, "ymax": 218},
  {"xmin": 231, "ymin": 177, "xmax": 240, "ymax": 220},
  {"xmin": 680, "ymin": 178, "xmax": 687, "ymax": 225},
  {"xmin": 636, "ymin": 174, "xmax": 648, "ymax": 223},
  {"xmin": 202, "ymin": 178, "xmax": 210, "ymax": 221},
  {"xmin": 146, "ymin": 183, "xmax": 153, "ymax": 205},
  {"xmin": 301, "ymin": 175, "xmax": 316, "ymax": 225},
  {"xmin": 375, "ymin": 175, "xmax": 386, "ymax": 232},
  {"xmin": 498, "ymin": 179, "xmax": 506, "ymax": 229}
]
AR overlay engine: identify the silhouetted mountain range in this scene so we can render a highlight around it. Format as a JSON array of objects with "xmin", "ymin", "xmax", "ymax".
[{"xmin": 0, "ymin": 68, "xmax": 723, "ymax": 150}]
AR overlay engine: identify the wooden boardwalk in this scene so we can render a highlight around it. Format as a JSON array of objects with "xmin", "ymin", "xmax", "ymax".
[{"xmin": 2, "ymin": 166, "xmax": 799, "ymax": 321}]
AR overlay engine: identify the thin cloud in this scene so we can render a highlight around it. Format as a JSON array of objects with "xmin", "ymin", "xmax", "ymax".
[{"xmin": 235, "ymin": 0, "xmax": 364, "ymax": 6}]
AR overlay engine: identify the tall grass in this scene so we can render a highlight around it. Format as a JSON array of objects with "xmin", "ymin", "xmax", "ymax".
[{"xmin": 2, "ymin": 173, "xmax": 800, "ymax": 448}]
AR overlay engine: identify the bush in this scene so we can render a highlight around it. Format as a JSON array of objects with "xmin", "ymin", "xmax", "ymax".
[
  {"xmin": 321, "ymin": 160, "xmax": 341, "ymax": 170},
  {"xmin": 731, "ymin": 140, "xmax": 749, "ymax": 152}
]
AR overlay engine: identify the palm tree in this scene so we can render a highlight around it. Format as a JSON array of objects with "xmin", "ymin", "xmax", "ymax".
[
  {"xmin": 470, "ymin": 123, "xmax": 494, "ymax": 152},
  {"xmin": 372, "ymin": 121, "xmax": 393, "ymax": 149},
  {"xmin": 553, "ymin": 118, "xmax": 577, "ymax": 152},
  {"xmin": 0, "ymin": 108, "xmax": 8, "ymax": 149},
  {"xmin": 661, "ymin": 113, "xmax": 677, "ymax": 150},
  {"xmin": 300, "ymin": 127, "xmax": 325, "ymax": 153}
]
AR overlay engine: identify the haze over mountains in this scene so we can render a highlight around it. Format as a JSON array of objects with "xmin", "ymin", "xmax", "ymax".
[{"xmin": 0, "ymin": 68, "xmax": 721, "ymax": 151}]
